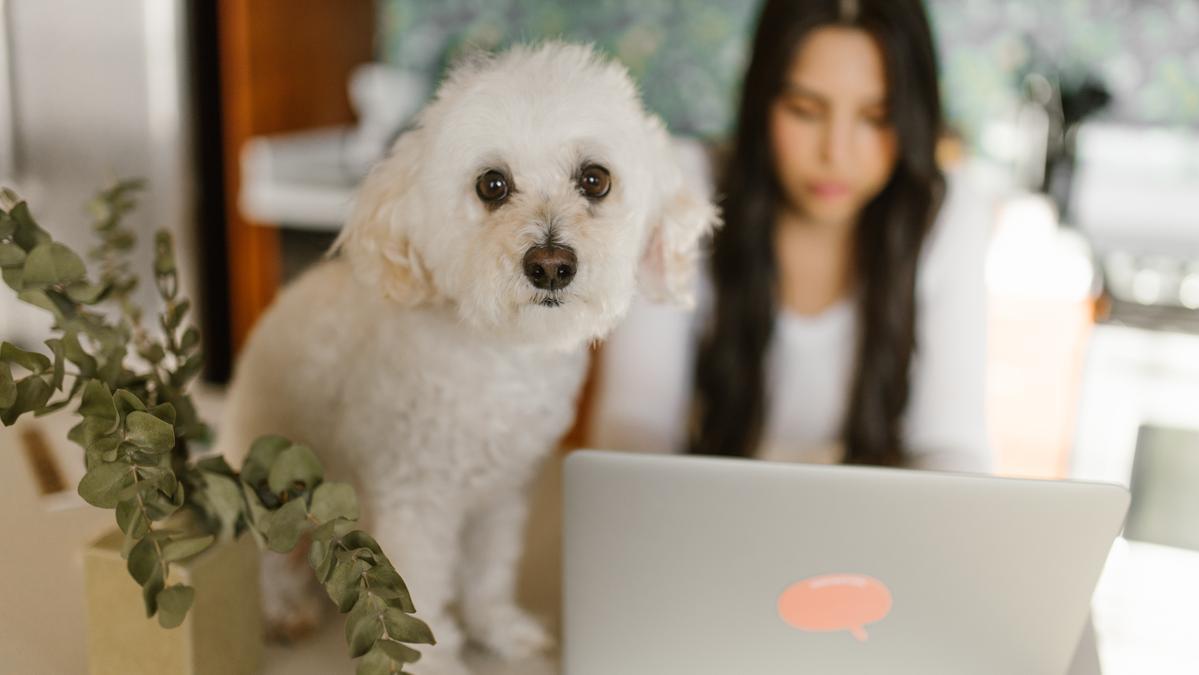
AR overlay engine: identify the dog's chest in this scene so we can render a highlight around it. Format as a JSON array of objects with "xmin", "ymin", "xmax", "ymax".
[{"xmin": 337, "ymin": 309, "xmax": 589, "ymax": 486}]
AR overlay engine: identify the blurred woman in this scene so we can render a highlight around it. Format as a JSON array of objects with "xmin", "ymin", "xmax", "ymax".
[{"xmin": 589, "ymin": 0, "xmax": 994, "ymax": 472}]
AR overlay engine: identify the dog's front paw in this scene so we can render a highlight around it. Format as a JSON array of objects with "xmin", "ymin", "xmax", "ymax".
[{"xmin": 464, "ymin": 604, "xmax": 553, "ymax": 661}]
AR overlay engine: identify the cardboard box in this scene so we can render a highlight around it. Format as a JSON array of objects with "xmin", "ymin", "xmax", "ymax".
[{"xmin": 83, "ymin": 529, "xmax": 263, "ymax": 675}]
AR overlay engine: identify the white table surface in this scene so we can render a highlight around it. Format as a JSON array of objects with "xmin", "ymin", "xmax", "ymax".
[
  {"xmin": 0, "ymin": 407, "xmax": 1160, "ymax": 675},
  {"xmin": 262, "ymin": 619, "xmax": 558, "ymax": 675}
]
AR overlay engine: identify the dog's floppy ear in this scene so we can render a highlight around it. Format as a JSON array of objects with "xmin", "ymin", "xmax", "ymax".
[
  {"xmin": 638, "ymin": 122, "xmax": 722, "ymax": 306},
  {"xmin": 332, "ymin": 130, "xmax": 439, "ymax": 305}
]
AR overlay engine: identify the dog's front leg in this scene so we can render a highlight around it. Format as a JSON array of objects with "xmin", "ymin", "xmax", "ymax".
[
  {"xmin": 371, "ymin": 492, "xmax": 471, "ymax": 675},
  {"xmin": 458, "ymin": 484, "xmax": 553, "ymax": 660}
]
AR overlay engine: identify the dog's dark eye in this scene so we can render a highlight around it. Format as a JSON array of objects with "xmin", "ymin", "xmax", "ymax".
[
  {"xmin": 577, "ymin": 165, "xmax": 611, "ymax": 200},
  {"xmin": 476, "ymin": 170, "xmax": 510, "ymax": 205}
]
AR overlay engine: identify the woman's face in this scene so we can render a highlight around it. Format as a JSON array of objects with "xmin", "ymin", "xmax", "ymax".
[{"xmin": 769, "ymin": 26, "xmax": 898, "ymax": 229}]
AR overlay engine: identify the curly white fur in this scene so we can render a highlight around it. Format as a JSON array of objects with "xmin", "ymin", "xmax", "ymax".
[{"xmin": 218, "ymin": 42, "xmax": 717, "ymax": 674}]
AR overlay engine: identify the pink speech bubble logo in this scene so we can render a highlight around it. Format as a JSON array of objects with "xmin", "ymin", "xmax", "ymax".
[{"xmin": 777, "ymin": 573, "xmax": 893, "ymax": 642}]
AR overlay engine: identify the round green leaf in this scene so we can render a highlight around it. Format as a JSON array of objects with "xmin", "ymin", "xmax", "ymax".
[
  {"xmin": 127, "ymin": 535, "xmax": 161, "ymax": 586},
  {"xmin": 22, "ymin": 242, "xmax": 86, "ymax": 286},
  {"xmin": 77, "ymin": 461, "xmax": 133, "ymax": 508},
  {"xmin": 265, "ymin": 497, "xmax": 310, "ymax": 553},
  {"xmin": 309, "ymin": 537, "xmax": 336, "ymax": 583},
  {"xmin": 267, "ymin": 444, "xmax": 324, "ymax": 493},
  {"xmin": 125, "ymin": 410, "xmax": 175, "ymax": 452},
  {"xmin": 113, "ymin": 389, "xmax": 147, "ymax": 416},
  {"xmin": 366, "ymin": 564, "xmax": 415, "ymax": 613},
  {"xmin": 325, "ymin": 557, "xmax": 369, "ymax": 612},
  {"xmin": 346, "ymin": 594, "xmax": 384, "ymax": 658},
  {"xmin": 156, "ymin": 584, "xmax": 194, "ymax": 629},
  {"xmin": 310, "ymin": 482, "xmax": 360, "ymax": 523},
  {"xmin": 138, "ymin": 343, "xmax": 165, "ymax": 365},
  {"xmin": 381, "ymin": 608, "xmax": 435, "ymax": 646},
  {"xmin": 116, "ymin": 499, "xmax": 150, "ymax": 539},
  {"xmin": 200, "ymin": 471, "xmax": 244, "ymax": 540}
]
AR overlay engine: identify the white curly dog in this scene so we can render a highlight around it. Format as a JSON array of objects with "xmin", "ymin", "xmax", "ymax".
[{"xmin": 218, "ymin": 42, "xmax": 717, "ymax": 674}]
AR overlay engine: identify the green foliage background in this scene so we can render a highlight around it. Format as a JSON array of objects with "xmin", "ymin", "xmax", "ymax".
[{"xmin": 378, "ymin": 0, "xmax": 1199, "ymax": 142}]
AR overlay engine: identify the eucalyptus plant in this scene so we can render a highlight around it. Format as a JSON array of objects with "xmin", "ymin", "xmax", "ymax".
[{"xmin": 0, "ymin": 182, "xmax": 431, "ymax": 674}]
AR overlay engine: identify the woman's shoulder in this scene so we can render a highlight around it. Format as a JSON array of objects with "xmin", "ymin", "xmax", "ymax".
[{"xmin": 917, "ymin": 165, "xmax": 1001, "ymax": 294}]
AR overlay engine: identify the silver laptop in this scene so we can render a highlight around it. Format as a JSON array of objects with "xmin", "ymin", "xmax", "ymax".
[{"xmin": 563, "ymin": 450, "xmax": 1129, "ymax": 675}]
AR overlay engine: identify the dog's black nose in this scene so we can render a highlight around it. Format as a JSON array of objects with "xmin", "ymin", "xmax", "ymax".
[{"xmin": 523, "ymin": 244, "xmax": 577, "ymax": 291}]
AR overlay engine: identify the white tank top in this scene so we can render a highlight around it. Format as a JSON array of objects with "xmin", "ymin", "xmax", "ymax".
[{"xmin": 588, "ymin": 169, "xmax": 996, "ymax": 474}]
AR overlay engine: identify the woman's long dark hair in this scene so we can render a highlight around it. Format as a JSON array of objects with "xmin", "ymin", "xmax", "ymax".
[{"xmin": 689, "ymin": 0, "xmax": 946, "ymax": 466}]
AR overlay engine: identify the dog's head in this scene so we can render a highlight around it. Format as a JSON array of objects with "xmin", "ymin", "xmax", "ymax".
[{"xmin": 334, "ymin": 42, "xmax": 719, "ymax": 351}]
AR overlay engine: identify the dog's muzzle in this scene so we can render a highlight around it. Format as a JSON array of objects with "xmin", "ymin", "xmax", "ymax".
[{"xmin": 523, "ymin": 244, "xmax": 577, "ymax": 293}]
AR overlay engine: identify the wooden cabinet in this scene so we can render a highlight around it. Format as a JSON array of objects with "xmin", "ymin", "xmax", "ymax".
[{"xmin": 216, "ymin": 0, "xmax": 374, "ymax": 352}]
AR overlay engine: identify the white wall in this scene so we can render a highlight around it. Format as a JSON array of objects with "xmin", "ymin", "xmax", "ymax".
[{"xmin": 0, "ymin": 0, "xmax": 197, "ymax": 347}]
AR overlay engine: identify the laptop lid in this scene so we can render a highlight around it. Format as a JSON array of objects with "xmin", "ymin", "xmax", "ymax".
[{"xmin": 563, "ymin": 450, "xmax": 1129, "ymax": 675}]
